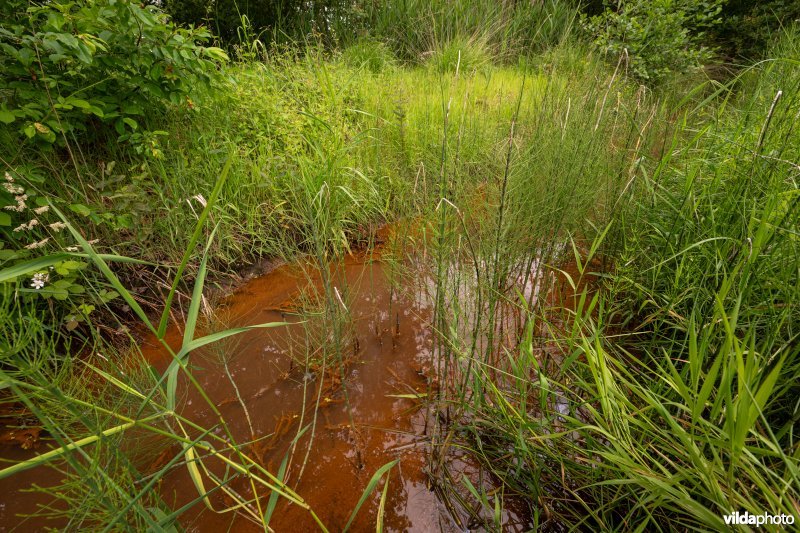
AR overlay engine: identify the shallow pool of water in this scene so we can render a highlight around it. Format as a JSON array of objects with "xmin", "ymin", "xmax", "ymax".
[{"xmin": 0, "ymin": 233, "xmax": 538, "ymax": 531}]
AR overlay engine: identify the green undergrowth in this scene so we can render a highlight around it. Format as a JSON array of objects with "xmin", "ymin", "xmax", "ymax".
[
  {"xmin": 443, "ymin": 30, "xmax": 800, "ymax": 531},
  {"xmin": 2, "ymin": 41, "xmax": 618, "ymax": 295},
  {"xmin": 0, "ymin": 16, "xmax": 798, "ymax": 532}
]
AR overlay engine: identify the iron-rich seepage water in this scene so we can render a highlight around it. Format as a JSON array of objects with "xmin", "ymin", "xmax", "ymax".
[
  {"xmin": 0, "ymin": 234, "xmax": 534, "ymax": 531},
  {"xmin": 142, "ymin": 247, "xmax": 451, "ymax": 531}
]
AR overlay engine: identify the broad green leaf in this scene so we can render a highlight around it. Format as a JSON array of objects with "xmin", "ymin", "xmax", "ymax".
[
  {"xmin": 182, "ymin": 225, "xmax": 217, "ymax": 349},
  {"xmin": 69, "ymin": 203, "xmax": 92, "ymax": 216},
  {"xmin": 0, "ymin": 254, "xmax": 71, "ymax": 283}
]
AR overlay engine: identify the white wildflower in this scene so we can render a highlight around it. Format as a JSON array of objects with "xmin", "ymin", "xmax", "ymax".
[
  {"xmin": 24, "ymin": 237, "xmax": 49, "ymax": 250},
  {"xmin": 65, "ymin": 245, "xmax": 79, "ymax": 252},
  {"xmin": 4, "ymin": 194, "xmax": 26, "ymax": 212},
  {"xmin": 48, "ymin": 222, "xmax": 66, "ymax": 232},
  {"xmin": 12, "ymin": 219, "xmax": 38, "ymax": 232},
  {"xmin": 30, "ymin": 272, "xmax": 49, "ymax": 290},
  {"xmin": 2, "ymin": 182, "xmax": 23, "ymax": 194},
  {"xmin": 87, "ymin": 239, "xmax": 99, "ymax": 245},
  {"xmin": 6, "ymin": 194, "xmax": 28, "ymax": 212},
  {"xmin": 33, "ymin": 205, "xmax": 50, "ymax": 215},
  {"xmin": 4, "ymin": 172, "xmax": 13, "ymax": 182}
]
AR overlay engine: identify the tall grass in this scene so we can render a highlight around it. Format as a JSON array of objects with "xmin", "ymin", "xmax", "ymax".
[
  {"xmin": 431, "ymin": 28, "xmax": 800, "ymax": 530},
  {"xmin": 357, "ymin": 0, "xmax": 578, "ymax": 63},
  {"xmin": 1, "ymin": 10, "xmax": 798, "ymax": 530},
  {"xmin": 0, "ymin": 160, "xmax": 395, "ymax": 529}
]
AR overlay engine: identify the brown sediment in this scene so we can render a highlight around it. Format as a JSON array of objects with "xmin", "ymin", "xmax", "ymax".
[
  {"xmin": 137, "ymin": 249, "xmax": 426, "ymax": 530},
  {"xmin": 1, "ymin": 222, "xmax": 599, "ymax": 531},
  {"xmin": 0, "ymin": 427, "xmax": 40, "ymax": 451},
  {"xmin": 0, "ymin": 404, "xmax": 41, "ymax": 451},
  {"xmin": 134, "ymin": 226, "xmax": 536, "ymax": 531}
]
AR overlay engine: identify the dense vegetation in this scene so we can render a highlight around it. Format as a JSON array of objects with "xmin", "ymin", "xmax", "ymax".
[{"xmin": 1, "ymin": 0, "xmax": 798, "ymax": 530}]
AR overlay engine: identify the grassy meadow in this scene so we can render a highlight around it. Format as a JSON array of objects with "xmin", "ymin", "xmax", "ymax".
[{"xmin": 1, "ymin": 1, "xmax": 799, "ymax": 530}]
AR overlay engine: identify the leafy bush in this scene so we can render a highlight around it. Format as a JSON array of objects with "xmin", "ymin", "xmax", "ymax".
[
  {"xmin": 711, "ymin": 0, "xmax": 800, "ymax": 59},
  {"xmin": 0, "ymin": 0, "xmax": 227, "ymax": 150},
  {"xmin": 583, "ymin": 0, "xmax": 724, "ymax": 83}
]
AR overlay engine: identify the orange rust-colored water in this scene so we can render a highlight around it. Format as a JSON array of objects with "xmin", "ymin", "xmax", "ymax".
[
  {"xmin": 0, "ymin": 242, "xmax": 533, "ymax": 531},
  {"xmin": 144, "ymin": 247, "xmax": 451, "ymax": 531},
  {"xmin": 140, "ymin": 243, "xmax": 533, "ymax": 531}
]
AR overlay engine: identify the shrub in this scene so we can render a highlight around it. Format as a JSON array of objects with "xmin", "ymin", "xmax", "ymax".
[
  {"xmin": 711, "ymin": 0, "xmax": 800, "ymax": 60},
  {"xmin": 0, "ymin": 0, "xmax": 227, "ymax": 150},
  {"xmin": 583, "ymin": 0, "xmax": 724, "ymax": 83}
]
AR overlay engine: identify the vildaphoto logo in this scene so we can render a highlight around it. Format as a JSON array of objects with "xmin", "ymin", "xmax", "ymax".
[{"xmin": 723, "ymin": 511, "xmax": 795, "ymax": 527}]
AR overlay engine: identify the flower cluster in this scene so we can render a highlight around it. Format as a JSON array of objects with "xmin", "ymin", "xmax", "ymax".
[
  {"xmin": 3, "ymin": 172, "xmax": 23, "ymax": 193},
  {"xmin": 13, "ymin": 219, "xmax": 38, "ymax": 232},
  {"xmin": 4, "ymin": 169, "xmax": 100, "ymax": 258},
  {"xmin": 3, "ymin": 172, "xmax": 27, "ymax": 212},
  {"xmin": 4, "ymin": 194, "xmax": 27, "ymax": 212},
  {"xmin": 12, "ymin": 219, "xmax": 66, "ymax": 234},
  {"xmin": 30, "ymin": 272, "xmax": 49, "ymax": 290},
  {"xmin": 25, "ymin": 238, "xmax": 50, "ymax": 250}
]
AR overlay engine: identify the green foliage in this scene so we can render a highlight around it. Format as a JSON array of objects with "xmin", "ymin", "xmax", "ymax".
[
  {"xmin": 360, "ymin": 0, "xmax": 578, "ymax": 62},
  {"xmin": 0, "ymin": 0, "xmax": 227, "ymax": 148},
  {"xmin": 712, "ymin": 0, "xmax": 800, "ymax": 59},
  {"xmin": 583, "ymin": 0, "xmax": 724, "ymax": 83},
  {"xmin": 162, "ymin": 0, "xmax": 350, "ymax": 46},
  {"xmin": 160, "ymin": 0, "xmax": 578, "ymax": 59},
  {"xmin": 620, "ymin": 37, "xmax": 800, "ymax": 350},
  {"xmin": 427, "ymin": 36, "xmax": 492, "ymax": 74},
  {"xmin": 339, "ymin": 39, "xmax": 395, "ymax": 73},
  {"xmin": 461, "ymin": 28, "xmax": 800, "ymax": 530}
]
